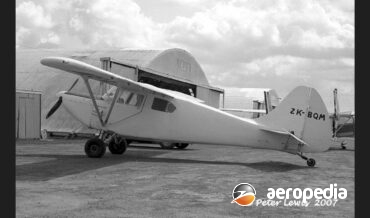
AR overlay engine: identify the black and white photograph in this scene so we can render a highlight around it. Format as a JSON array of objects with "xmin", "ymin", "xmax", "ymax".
[{"xmin": 16, "ymin": 0, "xmax": 354, "ymax": 217}]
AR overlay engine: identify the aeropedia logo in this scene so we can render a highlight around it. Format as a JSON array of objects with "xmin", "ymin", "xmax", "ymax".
[
  {"xmin": 231, "ymin": 183, "xmax": 256, "ymax": 206},
  {"xmin": 231, "ymin": 183, "xmax": 347, "ymax": 207}
]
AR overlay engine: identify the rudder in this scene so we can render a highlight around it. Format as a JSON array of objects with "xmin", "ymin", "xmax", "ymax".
[{"xmin": 257, "ymin": 86, "xmax": 331, "ymax": 152}]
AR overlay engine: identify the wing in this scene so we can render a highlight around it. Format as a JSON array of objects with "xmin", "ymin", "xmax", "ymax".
[{"xmin": 41, "ymin": 57, "xmax": 177, "ymax": 100}]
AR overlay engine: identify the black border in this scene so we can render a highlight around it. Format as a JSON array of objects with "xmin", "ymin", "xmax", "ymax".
[
  {"xmin": 11, "ymin": 1, "xmax": 361, "ymax": 217},
  {"xmin": 3, "ymin": 1, "xmax": 15, "ymax": 217},
  {"xmin": 355, "ymin": 0, "xmax": 364, "ymax": 216}
]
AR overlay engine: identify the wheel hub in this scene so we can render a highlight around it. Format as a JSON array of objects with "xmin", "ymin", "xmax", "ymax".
[{"xmin": 91, "ymin": 144, "xmax": 98, "ymax": 152}]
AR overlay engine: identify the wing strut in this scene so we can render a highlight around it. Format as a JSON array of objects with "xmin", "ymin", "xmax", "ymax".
[
  {"xmin": 82, "ymin": 77, "xmax": 105, "ymax": 127},
  {"xmin": 104, "ymin": 87, "xmax": 120, "ymax": 125}
]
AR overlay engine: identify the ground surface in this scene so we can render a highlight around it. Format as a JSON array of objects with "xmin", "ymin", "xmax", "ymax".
[{"xmin": 16, "ymin": 139, "xmax": 354, "ymax": 218}]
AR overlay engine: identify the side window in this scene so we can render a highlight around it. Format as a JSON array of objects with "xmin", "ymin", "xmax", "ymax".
[
  {"xmin": 117, "ymin": 90, "xmax": 130, "ymax": 104},
  {"xmin": 117, "ymin": 90, "xmax": 144, "ymax": 107},
  {"xmin": 151, "ymin": 98, "xmax": 176, "ymax": 113},
  {"xmin": 126, "ymin": 93, "xmax": 144, "ymax": 107},
  {"xmin": 166, "ymin": 102, "xmax": 176, "ymax": 113}
]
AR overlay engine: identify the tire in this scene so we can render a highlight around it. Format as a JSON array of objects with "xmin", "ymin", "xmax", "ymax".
[
  {"xmin": 307, "ymin": 158, "xmax": 316, "ymax": 167},
  {"xmin": 159, "ymin": 142, "xmax": 176, "ymax": 149},
  {"xmin": 108, "ymin": 138, "xmax": 127, "ymax": 154},
  {"xmin": 85, "ymin": 138, "xmax": 106, "ymax": 158},
  {"xmin": 175, "ymin": 143, "xmax": 189, "ymax": 149}
]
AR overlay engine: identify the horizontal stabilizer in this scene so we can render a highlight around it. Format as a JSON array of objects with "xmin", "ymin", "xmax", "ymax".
[
  {"xmin": 220, "ymin": 108, "xmax": 266, "ymax": 114},
  {"xmin": 259, "ymin": 126, "xmax": 308, "ymax": 146}
]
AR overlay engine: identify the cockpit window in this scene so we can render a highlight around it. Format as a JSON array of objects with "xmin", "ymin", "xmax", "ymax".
[
  {"xmin": 151, "ymin": 98, "xmax": 176, "ymax": 113},
  {"xmin": 102, "ymin": 87, "xmax": 144, "ymax": 107},
  {"xmin": 118, "ymin": 90, "xmax": 144, "ymax": 107},
  {"xmin": 125, "ymin": 92, "xmax": 144, "ymax": 107}
]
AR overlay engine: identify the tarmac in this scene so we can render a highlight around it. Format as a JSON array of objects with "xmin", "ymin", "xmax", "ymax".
[{"xmin": 16, "ymin": 139, "xmax": 354, "ymax": 218}]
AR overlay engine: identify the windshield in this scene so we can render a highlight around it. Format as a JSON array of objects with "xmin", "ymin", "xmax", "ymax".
[{"xmin": 66, "ymin": 78, "xmax": 145, "ymax": 107}]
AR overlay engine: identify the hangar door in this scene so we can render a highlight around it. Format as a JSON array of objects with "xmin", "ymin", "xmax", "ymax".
[
  {"xmin": 138, "ymin": 71, "xmax": 197, "ymax": 97},
  {"xmin": 16, "ymin": 91, "xmax": 41, "ymax": 139}
]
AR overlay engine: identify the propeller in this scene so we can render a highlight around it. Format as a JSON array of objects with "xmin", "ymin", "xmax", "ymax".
[
  {"xmin": 46, "ymin": 96, "xmax": 63, "ymax": 119},
  {"xmin": 45, "ymin": 78, "xmax": 79, "ymax": 119}
]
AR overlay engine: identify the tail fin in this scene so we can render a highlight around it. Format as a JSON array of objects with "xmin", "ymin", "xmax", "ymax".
[{"xmin": 257, "ymin": 86, "xmax": 331, "ymax": 152}]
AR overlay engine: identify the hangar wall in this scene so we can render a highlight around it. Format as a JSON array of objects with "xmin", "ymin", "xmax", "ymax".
[{"xmin": 16, "ymin": 90, "xmax": 41, "ymax": 139}]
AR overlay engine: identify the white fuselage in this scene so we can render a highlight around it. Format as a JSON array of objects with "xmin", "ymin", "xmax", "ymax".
[{"xmin": 60, "ymin": 91, "xmax": 305, "ymax": 154}]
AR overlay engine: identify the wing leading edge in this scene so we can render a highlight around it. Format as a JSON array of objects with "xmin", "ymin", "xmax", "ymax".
[{"xmin": 41, "ymin": 57, "xmax": 178, "ymax": 100}]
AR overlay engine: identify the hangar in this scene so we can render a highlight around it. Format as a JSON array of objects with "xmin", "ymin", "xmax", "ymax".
[
  {"xmin": 97, "ymin": 48, "xmax": 224, "ymax": 108},
  {"xmin": 16, "ymin": 48, "xmax": 224, "ymax": 135}
]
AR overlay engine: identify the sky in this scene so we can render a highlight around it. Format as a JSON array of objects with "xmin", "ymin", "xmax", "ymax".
[{"xmin": 16, "ymin": 0, "xmax": 354, "ymax": 112}]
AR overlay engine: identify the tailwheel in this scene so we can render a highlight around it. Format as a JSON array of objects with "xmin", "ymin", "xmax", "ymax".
[
  {"xmin": 85, "ymin": 137, "xmax": 106, "ymax": 158},
  {"xmin": 108, "ymin": 137, "xmax": 127, "ymax": 155},
  {"xmin": 175, "ymin": 143, "xmax": 189, "ymax": 149},
  {"xmin": 307, "ymin": 158, "xmax": 316, "ymax": 167},
  {"xmin": 297, "ymin": 151, "xmax": 316, "ymax": 167}
]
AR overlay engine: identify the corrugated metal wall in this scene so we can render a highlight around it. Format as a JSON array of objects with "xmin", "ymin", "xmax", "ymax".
[{"xmin": 16, "ymin": 91, "xmax": 41, "ymax": 139}]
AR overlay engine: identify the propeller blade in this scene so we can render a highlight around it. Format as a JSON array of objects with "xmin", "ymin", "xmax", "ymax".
[{"xmin": 46, "ymin": 96, "xmax": 63, "ymax": 119}]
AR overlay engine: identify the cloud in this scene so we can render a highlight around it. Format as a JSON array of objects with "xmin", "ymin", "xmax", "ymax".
[
  {"xmin": 163, "ymin": 0, "xmax": 354, "ymax": 63},
  {"xmin": 15, "ymin": 0, "xmax": 354, "ymax": 111},
  {"xmin": 161, "ymin": 0, "xmax": 354, "ymax": 111},
  {"xmin": 16, "ymin": 0, "xmax": 354, "ymax": 55},
  {"xmin": 16, "ymin": 1, "xmax": 54, "ymax": 28},
  {"xmin": 16, "ymin": 0, "xmax": 164, "ymax": 49}
]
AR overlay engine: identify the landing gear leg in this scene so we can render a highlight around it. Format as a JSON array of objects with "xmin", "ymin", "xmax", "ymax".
[
  {"xmin": 296, "ymin": 143, "xmax": 316, "ymax": 167},
  {"xmin": 297, "ymin": 152, "xmax": 316, "ymax": 167}
]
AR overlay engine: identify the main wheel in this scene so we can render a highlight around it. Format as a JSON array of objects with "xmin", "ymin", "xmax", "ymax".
[
  {"xmin": 175, "ymin": 143, "xmax": 189, "ymax": 149},
  {"xmin": 108, "ymin": 138, "xmax": 127, "ymax": 154},
  {"xmin": 307, "ymin": 158, "xmax": 316, "ymax": 167},
  {"xmin": 85, "ymin": 138, "xmax": 106, "ymax": 158},
  {"xmin": 159, "ymin": 142, "xmax": 176, "ymax": 149}
]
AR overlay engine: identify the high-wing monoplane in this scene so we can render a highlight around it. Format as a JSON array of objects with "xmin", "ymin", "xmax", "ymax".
[{"xmin": 41, "ymin": 57, "xmax": 333, "ymax": 167}]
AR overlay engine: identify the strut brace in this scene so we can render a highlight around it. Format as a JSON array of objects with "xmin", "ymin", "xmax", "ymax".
[
  {"xmin": 82, "ymin": 77, "xmax": 105, "ymax": 127},
  {"xmin": 104, "ymin": 87, "xmax": 120, "ymax": 125}
]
